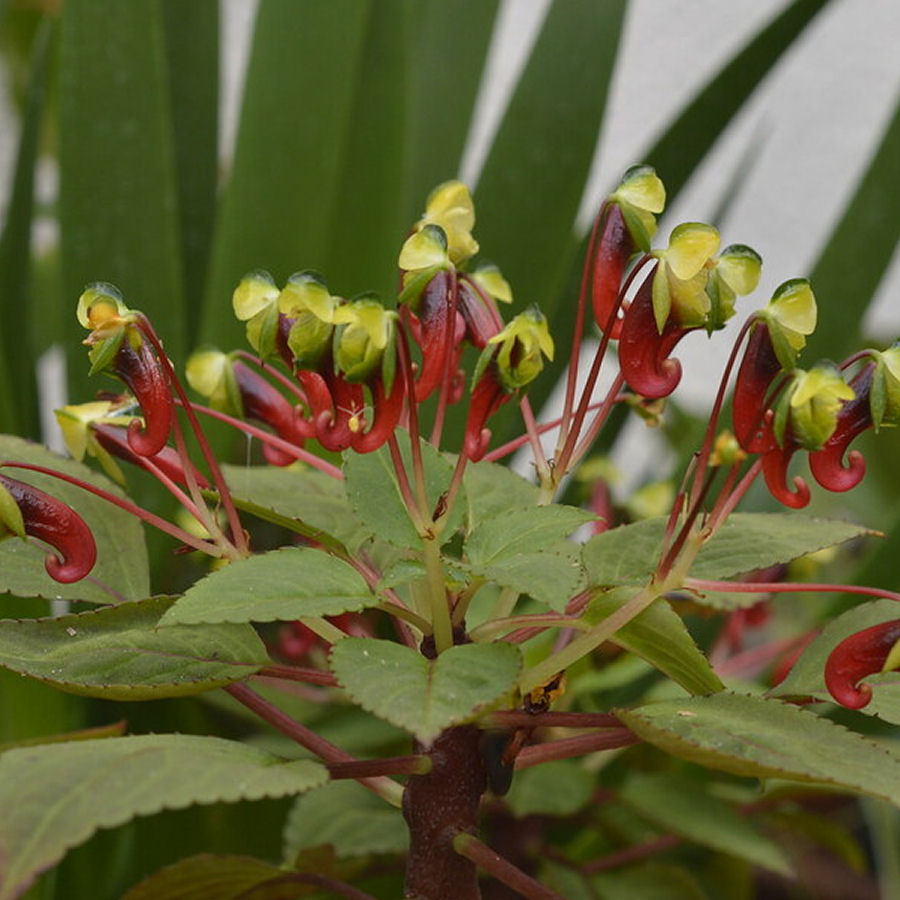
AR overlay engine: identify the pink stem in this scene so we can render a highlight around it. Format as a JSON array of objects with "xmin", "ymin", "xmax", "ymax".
[{"xmin": 687, "ymin": 577, "xmax": 900, "ymax": 603}]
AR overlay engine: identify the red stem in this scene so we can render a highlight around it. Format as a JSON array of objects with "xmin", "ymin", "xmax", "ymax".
[
  {"xmin": 485, "ymin": 711, "xmax": 621, "ymax": 729},
  {"xmin": 256, "ymin": 664, "xmax": 337, "ymax": 686},
  {"xmin": 686, "ymin": 578, "xmax": 900, "ymax": 603},
  {"xmin": 514, "ymin": 729, "xmax": 640, "ymax": 769}
]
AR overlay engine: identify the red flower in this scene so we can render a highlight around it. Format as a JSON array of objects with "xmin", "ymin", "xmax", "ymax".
[{"xmin": 824, "ymin": 619, "xmax": 900, "ymax": 709}]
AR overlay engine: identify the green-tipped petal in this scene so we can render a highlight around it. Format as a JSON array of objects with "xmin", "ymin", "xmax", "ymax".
[
  {"xmin": 651, "ymin": 266, "xmax": 672, "ymax": 333},
  {"xmin": 613, "ymin": 165, "xmax": 666, "ymax": 214},
  {"xmin": 399, "ymin": 224, "xmax": 449, "ymax": 271},
  {"xmin": 870, "ymin": 344, "xmax": 900, "ymax": 429},
  {"xmin": 788, "ymin": 362, "xmax": 855, "ymax": 450},
  {"xmin": 666, "ymin": 222, "xmax": 720, "ymax": 280},
  {"xmin": 186, "ymin": 349, "xmax": 240, "ymax": 412},
  {"xmin": 764, "ymin": 278, "xmax": 818, "ymax": 368},
  {"xmin": 488, "ymin": 306, "xmax": 554, "ymax": 391},
  {"xmin": 76, "ymin": 282, "xmax": 129, "ymax": 331},
  {"xmin": 471, "ymin": 264, "xmax": 513, "ymax": 304},
  {"xmin": 232, "ymin": 270, "xmax": 279, "ymax": 322},
  {"xmin": 278, "ymin": 271, "xmax": 336, "ymax": 321},
  {"xmin": 0, "ymin": 480, "xmax": 26, "ymax": 539},
  {"xmin": 716, "ymin": 244, "xmax": 762, "ymax": 296},
  {"xmin": 332, "ymin": 297, "xmax": 397, "ymax": 382},
  {"xmin": 55, "ymin": 401, "xmax": 115, "ymax": 461},
  {"xmin": 425, "ymin": 180, "xmax": 476, "ymax": 231}
]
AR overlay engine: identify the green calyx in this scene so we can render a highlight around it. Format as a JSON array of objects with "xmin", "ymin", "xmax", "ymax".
[
  {"xmin": 186, "ymin": 349, "xmax": 243, "ymax": 415},
  {"xmin": 774, "ymin": 361, "xmax": 854, "ymax": 450},
  {"xmin": 610, "ymin": 164, "xmax": 666, "ymax": 251},
  {"xmin": 869, "ymin": 342, "xmax": 900, "ymax": 431},
  {"xmin": 478, "ymin": 305, "xmax": 554, "ymax": 393},
  {"xmin": 760, "ymin": 278, "xmax": 817, "ymax": 370},
  {"xmin": 332, "ymin": 296, "xmax": 397, "ymax": 385},
  {"xmin": 281, "ymin": 272, "xmax": 338, "ymax": 370}
]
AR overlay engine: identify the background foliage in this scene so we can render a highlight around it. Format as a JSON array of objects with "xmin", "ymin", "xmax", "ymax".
[{"xmin": 1, "ymin": 1, "xmax": 900, "ymax": 897}]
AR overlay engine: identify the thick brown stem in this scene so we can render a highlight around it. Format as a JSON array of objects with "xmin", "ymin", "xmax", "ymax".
[{"xmin": 402, "ymin": 725, "xmax": 487, "ymax": 899}]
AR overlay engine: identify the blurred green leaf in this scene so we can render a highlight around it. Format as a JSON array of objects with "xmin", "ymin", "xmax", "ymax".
[
  {"xmin": 200, "ymin": 0, "xmax": 370, "ymax": 353},
  {"xmin": 806, "ymin": 88, "xmax": 900, "ymax": 360},
  {"xmin": 406, "ymin": 0, "xmax": 499, "ymax": 213},
  {"xmin": 321, "ymin": 0, "xmax": 412, "ymax": 300},
  {"xmin": 619, "ymin": 771, "xmax": 792, "ymax": 875},
  {"xmin": 506, "ymin": 759, "xmax": 594, "ymax": 818},
  {"xmin": 59, "ymin": 0, "xmax": 185, "ymax": 384},
  {"xmin": 161, "ymin": 0, "xmax": 218, "ymax": 344},
  {"xmin": 0, "ymin": 18, "xmax": 51, "ymax": 437}
]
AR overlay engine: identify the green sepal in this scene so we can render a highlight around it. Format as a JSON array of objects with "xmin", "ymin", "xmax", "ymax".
[
  {"xmin": 246, "ymin": 299, "xmax": 281, "ymax": 361},
  {"xmin": 87, "ymin": 329, "xmax": 125, "ymax": 376},
  {"xmin": 772, "ymin": 378, "xmax": 794, "ymax": 447},
  {"xmin": 651, "ymin": 264, "xmax": 671, "ymax": 334},
  {"xmin": 471, "ymin": 342, "xmax": 497, "ymax": 392},
  {"xmin": 381, "ymin": 321, "xmax": 397, "ymax": 394},
  {"xmin": 870, "ymin": 343, "xmax": 900, "ymax": 431},
  {"xmin": 0, "ymin": 480, "xmax": 26, "ymax": 539},
  {"xmin": 398, "ymin": 266, "xmax": 442, "ymax": 310}
]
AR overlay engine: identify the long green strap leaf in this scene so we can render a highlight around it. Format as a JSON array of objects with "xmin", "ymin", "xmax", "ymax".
[
  {"xmin": 161, "ymin": 0, "xmax": 219, "ymax": 345},
  {"xmin": 321, "ymin": 0, "xmax": 413, "ymax": 300},
  {"xmin": 59, "ymin": 0, "xmax": 185, "ymax": 389},
  {"xmin": 805, "ymin": 89, "xmax": 900, "ymax": 360},
  {"xmin": 200, "ymin": 0, "xmax": 370, "ymax": 353},
  {"xmin": 405, "ymin": 0, "xmax": 499, "ymax": 215},
  {"xmin": 0, "ymin": 19, "xmax": 52, "ymax": 437}
]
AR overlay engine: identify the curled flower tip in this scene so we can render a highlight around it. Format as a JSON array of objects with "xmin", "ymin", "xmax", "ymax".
[
  {"xmin": 116, "ymin": 339, "xmax": 175, "ymax": 457},
  {"xmin": 463, "ymin": 371, "xmax": 510, "ymax": 461},
  {"xmin": 809, "ymin": 363, "xmax": 873, "ymax": 492},
  {"xmin": 0, "ymin": 473, "xmax": 97, "ymax": 583},
  {"xmin": 617, "ymin": 271, "xmax": 684, "ymax": 398},
  {"xmin": 350, "ymin": 366, "xmax": 406, "ymax": 454},
  {"xmin": 824, "ymin": 619, "xmax": 900, "ymax": 709},
  {"xmin": 760, "ymin": 443, "xmax": 810, "ymax": 509}
]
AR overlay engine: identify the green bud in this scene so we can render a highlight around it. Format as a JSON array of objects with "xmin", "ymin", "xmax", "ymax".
[
  {"xmin": 332, "ymin": 296, "xmax": 397, "ymax": 383},
  {"xmin": 783, "ymin": 362, "xmax": 855, "ymax": 450},
  {"xmin": 486, "ymin": 306, "xmax": 554, "ymax": 392}
]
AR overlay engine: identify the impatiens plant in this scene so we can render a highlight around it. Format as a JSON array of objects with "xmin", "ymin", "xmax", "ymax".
[{"xmin": 4, "ymin": 167, "xmax": 900, "ymax": 900}]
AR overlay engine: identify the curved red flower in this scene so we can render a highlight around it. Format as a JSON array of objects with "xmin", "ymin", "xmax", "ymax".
[
  {"xmin": 825, "ymin": 619, "xmax": 900, "ymax": 709},
  {"xmin": 113, "ymin": 338, "xmax": 175, "ymax": 457},
  {"xmin": 0, "ymin": 473, "xmax": 97, "ymax": 583}
]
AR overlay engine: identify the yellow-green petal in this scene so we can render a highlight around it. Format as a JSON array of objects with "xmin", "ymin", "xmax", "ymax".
[
  {"xmin": 471, "ymin": 264, "xmax": 513, "ymax": 304},
  {"xmin": 613, "ymin": 165, "xmax": 666, "ymax": 214},
  {"xmin": 278, "ymin": 271, "xmax": 336, "ymax": 321},
  {"xmin": 232, "ymin": 270, "xmax": 278, "ymax": 322},
  {"xmin": 666, "ymin": 223, "xmax": 720, "ymax": 280},
  {"xmin": 398, "ymin": 224, "xmax": 449, "ymax": 271},
  {"xmin": 716, "ymin": 244, "xmax": 762, "ymax": 296},
  {"xmin": 425, "ymin": 180, "xmax": 476, "ymax": 231},
  {"xmin": 769, "ymin": 278, "xmax": 817, "ymax": 338}
]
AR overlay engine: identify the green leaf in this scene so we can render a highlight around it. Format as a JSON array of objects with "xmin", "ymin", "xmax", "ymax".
[
  {"xmin": 772, "ymin": 598, "xmax": 900, "ymax": 723},
  {"xmin": 406, "ymin": 0, "xmax": 499, "ymax": 212},
  {"xmin": 475, "ymin": 0, "xmax": 626, "ymax": 317},
  {"xmin": 806, "ymin": 89, "xmax": 900, "ymax": 361},
  {"xmin": 200, "ymin": 0, "xmax": 370, "ymax": 355},
  {"xmin": 619, "ymin": 771, "xmax": 792, "ymax": 875},
  {"xmin": 329, "ymin": 638, "xmax": 521, "ymax": 743},
  {"xmin": 220, "ymin": 463, "xmax": 364, "ymax": 551},
  {"xmin": 160, "ymin": 0, "xmax": 218, "ymax": 343},
  {"xmin": 465, "ymin": 503, "xmax": 593, "ymax": 565},
  {"xmin": 0, "ymin": 435, "xmax": 149, "ymax": 603},
  {"xmin": 59, "ymin": 0, "xmax": 185, "ymax": 381},
  {"xmin": 321, "ymin": 0, "xmax": 412, "ymax": 300},
  {"xmin": 583, "ymin": 513, "xmax": 874, "ymax": 586},
  {"xmin": 121, "ymin": 854, "xmax": 286, "ymax": 900},
  {"xmin": 458, "ymin": 545, "xmax": 586, "ymax": 612},
  {"xmin": 0, "ymin": 735, "xmax": 328, "ymax": 900},
  {"xmin": 0, "ymin": 596, "xmax": 268, "ymax": 700},
  {"xmin": 616, "ymin": 692, "xmax": 900, "ymax": 805},
  {"xmin": 590, "ymin": 864, "xmax": 708, "ymax": 900},
  {"xmin": 343, "ymin": 435, "xmax": 465, "ymax": 549},
  {"xmin": 0, "ymin": 19, "xmax": 51, "ymax": 437},
  {"xmin": 283, "ymin": 780, "xmax": 408, "ymax": 861},
  {"xmin": 160, "ymin": 546, "xmax": 376, "ymax": 626},
  {"xmin": 462, "ymin": 458, "xmax": 541, "ymax": 529},
  {"xmin": 505, "ymin": 759, "xmax": 594, "ymax": 818},
  {"xmin": 586, "ymin": 591, "xmax": 724, "ymax": 695}
]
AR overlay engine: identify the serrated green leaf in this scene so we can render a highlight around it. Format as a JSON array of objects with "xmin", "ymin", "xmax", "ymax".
[
  {"xmin": 583, "ymin": 513, "xmax": 874, "ymax": 587},
  {"xmin": 343, "ymin": 434, "xmax": 465, "ymax": 549},
  {"xmin": 587, "ymin": 591, "xmax": 723, "ymax": 695},
  {"xmin": 283, "ymin": 780, "xmax": 407, "ymax": 861},
  {"xmin": 772, "ymin": 597, "xmax": 900, "ymax": 724},
  {"xmin": 160, "ymin": 546, "xmax": 376, "ymax": 626},
  {"xmin": 619, "ymin": 771, "xmax": 791, "ymax": 875},
  {"xmin": 329, "ymin": 638, "xmax": 521, "ymax": 743},
  {"xmin": 0, "ymin": 596, "xmax": 267, "ymax": 700},
  {"xmin": 465, "ymin": 504, "xmax": 593, "ymax": 566},
  {"xmin": 0, "ymin": 735, "xmax": 328, "ymax": 900},
  {"xmin": 616, "ymin": 692, "xmax": 900, "ymax": 805},
  {"xmin": 505, "ymin": 759, "xmax": 594, "ymax": 818},
  {"xmin": 220, "ymin": 463, "xmax": 364, "ymax": 550},
  {"xmin": 121, "ymin": 854, "xmax": 287, "ymax": 900},
  {"xmin": 461, "ymin": 458, "xmax": 541, "ymax": 529},
  {"xmin": 458, "ymin": 545, "xmax": 586, "ymax": 612},
  {"xmin": 0, "ymin": 435, "xmax": 149, "ymax": 603}
]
